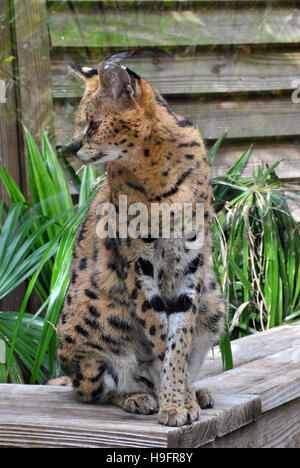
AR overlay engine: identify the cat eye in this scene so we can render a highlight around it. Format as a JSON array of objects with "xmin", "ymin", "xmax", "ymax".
[
  {"xmin": 89, "ymin": 120, "xmax": 100, "ymax": 132},
  {"xmin": 85, "ymin": 120, "xmax": 101, "ymax": 140}
]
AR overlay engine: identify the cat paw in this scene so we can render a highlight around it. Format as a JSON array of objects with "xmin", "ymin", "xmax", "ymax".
[
  {"xmin": 123, "ymin": 393, "xmax": 158, "ymax": 415},
  {"xmin": 158, "ymin": 404, "xmax": 200, "ymax": 426},
  {"xmin": 195, "ymin": 388, "xmax": 215, "ymax": 409}
]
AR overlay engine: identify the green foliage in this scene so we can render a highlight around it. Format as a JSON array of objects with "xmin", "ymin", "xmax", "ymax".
[
  {"xmin": 0, "ymin": 129, "xmax": 299, "ymax": 382},
  {"xmin": 0, "ymin": 129, "xmax": 101, "ymax": 383},
  {"xmin": 212, "ymin": 140, "xmax": 300, "ymax": 345}
]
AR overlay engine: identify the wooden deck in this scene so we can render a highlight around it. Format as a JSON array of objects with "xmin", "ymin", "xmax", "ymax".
[{"xmin": 0, "ymin": 323, "xmax": 299, "ymax": 448}]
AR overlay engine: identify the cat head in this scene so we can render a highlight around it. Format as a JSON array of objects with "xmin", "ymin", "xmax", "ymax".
[{"xmin": 69, "ymin": 61, "xmax": 157, "ymax": 165}]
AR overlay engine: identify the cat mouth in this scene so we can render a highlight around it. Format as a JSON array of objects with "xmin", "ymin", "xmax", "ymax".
[
  {"xmin": 77, "ymin": 146, "xmax": 104, "ymax": 163},
  {"xmin": 77, "ymin": 146, "xmax": 128, "ymax": 164}
]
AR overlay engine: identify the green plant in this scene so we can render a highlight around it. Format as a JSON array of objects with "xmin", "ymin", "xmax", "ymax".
[
  {"xmin": 0, "ymin": 129, "xmax": 299, "ymax": 383},
  {"xmin": 0, "ymin": 129, "xmax": 103, "ymax": 383},
  {"xmin": 211, "ymin": 137, "xmax": 300, "ymax": 342}
]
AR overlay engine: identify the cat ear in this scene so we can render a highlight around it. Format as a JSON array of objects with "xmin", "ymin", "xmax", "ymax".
[
  {"xmin": 69, "ymin": 63, "xmax": 98, "ymax": 83},
  {"xmin": 98, "ymin": 61, "xmax": 136, "ymax": 100}
]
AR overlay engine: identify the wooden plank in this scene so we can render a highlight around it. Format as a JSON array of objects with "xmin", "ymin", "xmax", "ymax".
[
  {"xmin": 53, "ymin": 97, "xmax": 300, "ymax": 143},
  {"xmin": 212, "ymin": 143, "xmax": 300, "ymax": 180},
  {"xmin": 0, "ymin": 324, "xmax": 299, "ymax": 448},
  {"xmin": 202, "ymin": 398, "xmax": 300, "ymax": 448},
  {"xmin": 51, "ymin": 52, "xmax": 300, "ymax": 97},
  {"xmin": 14, "ymin": 0, "xmax": 54, "ymax": 148},
  {"xmin": 202, "ymin": 324, "xmax": 300, "ymax": 378},
  {"xmin": 195, "ymin": 346, "xmax": 300, "ymax": 413},
  {"xmin": 0, "ymin": 384, "xmax": 260, "ymax": 448},
  {"xmin": 168, "ymin": 394, "xmax": 261, "ymax": 448},
  {"xmin": 48, "ymin": 4, "xmax": 300, "ymax": 47}
]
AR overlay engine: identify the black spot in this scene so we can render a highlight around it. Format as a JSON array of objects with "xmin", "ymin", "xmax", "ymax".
[
  {"xmin": 141, "ymin": 235, "xmax": 156, "ymax": 244},
  {"xmin": 93, "ymin": 247, "xmax": 99, "ymax": 261},
  {"xmin": 66, "ymin": 294, "xmax": 72, "ymax": 305},
  {"xmin": 150, "ymin": 169, "xmax": 192, "ymax": 202},
  {"xmin": 149, "ymin": 325, "xmax": 156, "ymax": 336},
  {"xmin": 77, "ymin": 219, "xmax": 88, "ymax": 243},
  {"xmin": 172, "ymin": 294, "xmax": 193, "ymax": 313},
  {"xmin": 120, "ymin": 138, "xmax": 127, "ymax": 144},
  {"xmin": 151, "ymin": 295, "xmax": 166, "ymax": 312},
  {"xmin": 88, "ymin": 304, "xmax": 101, "ymax": 318},
  {"xmin": 142, "ymin": 300, "xmax": 151, "ymax": 313},
  {"xmin": 137, "ymin": 257, "xmax": 154, "ymax": 277},
  {"xmin": 104, "ymin": 238, "xmax": 113, "ymax": 250},
  {"xmin": 101, "ymin": 334, "xmax": 120, "ymax": 347},
  {"xmin": 137, "ymin": 317, "xmax": 146, "ymax": 328},
  {"xmin": 85, "ymin": 289, "xmax": 98, "ymax": 300},
  {"xmin": 177, "ymin": 119, "xmax": 194, "ymax": 128},
  {"xmin": 184, "ymin": 154, "xmax": 194, "ymax": 160},
  {"xmin": 84, "ymin": 317, "xmax": 100, "ymax": 330},
  {"xmin": 131, "ymin": 288, "xmax": 138, "ymax": 300},
  {"xmin": 144, "ymin": 149, "xmax": 150, "ymax": 157},
  {"xmin": 107, "ymin": 259, "xmax": 117, "ymax": 271},
  {"xmin": 171, "ymin": 343, "xmax": 176, "ymax": 350},
  {"xmin": 126, "ymin": 181, "xmax": 147, "ymax": 197},
  {"xmin": 210, "ymin": 281, "xmax": 217, "ymax": 290},
  {"xmin": 75, "ymin": 325, "xmax": 89, "ymax": 337},
  {"xmin": 71, "ymin": 270, "xmax": 77, "ymax": 284},
  {"xmin": 108, "ymin": 316, "xmax": 132, "ymax": 332},
  {"xmin": 65, "ymin": 335, "xmax": 75, "ymax": 344},
  {"xmin": 85, "ymin": 341, "xmax": 104, "ymax": 351},
  {"xmin": 185, "ymin": 254, "xmax": 201, "ymax": 275},
  {"xmin": 160, "ymin": 334, "xmax": 166, "ymax": 341}
]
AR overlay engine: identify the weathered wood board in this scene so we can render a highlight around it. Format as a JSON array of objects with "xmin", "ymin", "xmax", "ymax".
[
  {"xmin": 51, "ymin": 52, "xmax": 300, "ymax": 97},
  {"xmin": 48, "ymin": 4, "xmax": 300, "ymax": 47},
  {"xmin": 0, "ymin": 323, "xmax": 299, "ymax": 448},
  {"xmin": 54, "ymin": 97, "xmax": 300, "ymax": 143}
]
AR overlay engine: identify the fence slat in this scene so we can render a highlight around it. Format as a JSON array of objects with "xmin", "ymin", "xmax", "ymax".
[
  {"xmin": 51, "ymin": 52, "xmax": 300, "ymax": 97},
  {"xmin": 54, "ymin": 97, "xmax": 300, "ymax": 143},
  {"xmin": 0, "ymin": 0, "xmax": 26, "ymax": 312},
  {"xmin": 48, "ymin": 4, "xmax": 300, "ymax": 47},
  {"xmin": 14, "ymin": 0, "xmax": 54, "ymax": 146}
]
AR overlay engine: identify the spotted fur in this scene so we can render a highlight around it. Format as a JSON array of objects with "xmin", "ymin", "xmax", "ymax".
[{"xmin": 50, "ymin": 61, "xmax": 225, "ymax": 427}]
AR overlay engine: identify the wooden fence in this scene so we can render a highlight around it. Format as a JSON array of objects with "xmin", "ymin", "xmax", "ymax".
[
  {"xmin": 0, "ymin": 0, "xmax": 300, "ymax": 191},
  {"xmin": 1, "ymin": 0, "xmax": 300, "ymax": 195}
]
